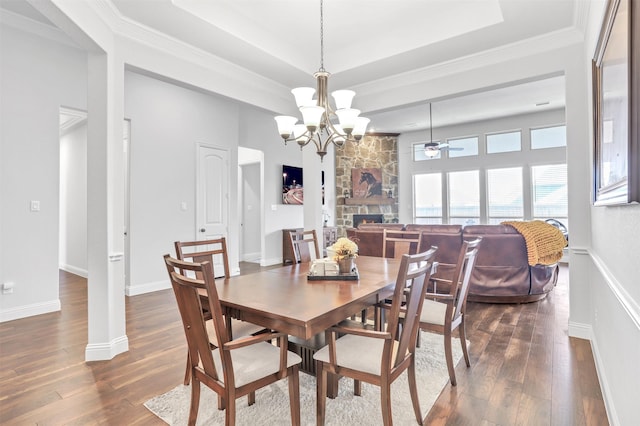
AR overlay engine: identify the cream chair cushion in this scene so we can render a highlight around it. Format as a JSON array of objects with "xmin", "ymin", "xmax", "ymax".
[
  {"xmin": 212, "ymin": 342, "xmax": 301, "ymax": 388},
  {"xmin": 419, "ymin": 299, "xmax": 448, "ymax": 326},
  {"xmin": 313, "ymin": 334, "xmax": 399, "ymax": 376},
  {"xmin": 206, "ymin": 319, "xmax": 266, "ymax": 347}
]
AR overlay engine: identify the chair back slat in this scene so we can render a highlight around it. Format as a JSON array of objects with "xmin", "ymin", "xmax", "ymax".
[
  {"xmin": 289, "ymin": 230, "xmax": 320, "ymax": 263},
  {"xmin": 164, "ymin": 255, "xmax": 230, "ymax": 382},
  {"xmin": 386, "ymin": 247, "xmax": 437, "ymax": 369},
  {"xmin": 383, "ymin": 229, "xmax": 423, "ymax": 259},
  {"xmin": 174, "ymin": 238, "xmax": 230, "ymax": 279}
]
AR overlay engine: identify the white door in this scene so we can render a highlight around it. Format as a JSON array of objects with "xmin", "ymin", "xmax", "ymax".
[{"xmin": 197, "ymin": 145, "xmax": 229, "ymax": 274}]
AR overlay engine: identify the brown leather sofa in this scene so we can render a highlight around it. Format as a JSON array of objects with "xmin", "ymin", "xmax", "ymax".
[
  {"xmin": 462, "ymin": 225, "xmax": 558, "ymax": 302},
  {"xmin": 346, "ymin": 223, "xmax": 559, "ymax": 303}
]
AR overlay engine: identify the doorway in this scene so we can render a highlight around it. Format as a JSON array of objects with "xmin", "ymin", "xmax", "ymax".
[
  {"xmin": 238, "ymin": 147, "xmax": 264, "ymax": 265},
  {"xmin": 59, "ymin": 107, "xmax": 88, "ymax": 278}
]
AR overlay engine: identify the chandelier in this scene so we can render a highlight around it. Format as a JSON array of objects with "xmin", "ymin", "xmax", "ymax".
[{"xmin": 274, "ymin": 0, "xmax": 370, "ymax": 161}]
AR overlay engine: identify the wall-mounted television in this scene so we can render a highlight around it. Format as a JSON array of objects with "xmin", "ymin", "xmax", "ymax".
[{"xmin": 282, "ymin": 164, "xmax": 303, "ymax": 204}]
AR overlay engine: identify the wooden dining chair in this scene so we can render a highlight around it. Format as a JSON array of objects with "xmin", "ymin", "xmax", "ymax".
[
  {"xmin": 289, "ymin": 229, "xmax": 321, "ymax": 263},
  {"xmin": 163, "ymin": 255, "xmax": 301, "ymax": 426},
  {"xmin": 383, "ymin": 229, "xmax": 423, "ymax": 258},
  {"xmin": 314, "ymin": 248, "xmax": 438, "ymax": 426},
  {"xmin": 417, "ymin": 237, "xmax": 481, "ymax": 386},
  {"xmin": 175, "ymin": 237, "xmax": 266, "ymax": 385}
]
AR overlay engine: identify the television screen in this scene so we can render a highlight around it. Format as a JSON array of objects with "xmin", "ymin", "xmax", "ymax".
[{"xmin": 282, "ymin": 165, "xmax": 303, "ymax": 204}]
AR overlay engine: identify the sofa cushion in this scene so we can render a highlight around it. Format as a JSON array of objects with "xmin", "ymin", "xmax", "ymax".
[{"xmin": 405, "ymin": 224, "xmax": 462, "ymax": 235}]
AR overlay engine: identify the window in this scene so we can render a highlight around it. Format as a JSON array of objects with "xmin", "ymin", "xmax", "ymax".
[
  {"xmin": 487, "ymin": 131, "xmax": 521, "ymax": 153},
  {"xmin": 413, "ymin": 142, "xmax": 441, "ymax": 161},
  {"xmin": 414, "ymin": 173, "xmax": 442, "ymax": 223},
  {"xmin": 532, "ymin": 164, "xmax": 568, "ymax": 227},
  {"xmin": 531, "ymin": 125, "xmax": 566, "ymax": 149},
  {"xmin": 447, "ymin": 136, "xmax": 478, "ymax": 158},
  {"xmin": 448, "ymin": 170, "xmax": 480, "ymax": 225},
  {"xmin": 487, "ymin": 167, "xmax": 523, "ymax": 223}
]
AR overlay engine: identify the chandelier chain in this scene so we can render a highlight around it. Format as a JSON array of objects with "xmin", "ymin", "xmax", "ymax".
[{"xmin": 319, "ymin": 0, "xmax": 325, "ymax": 72}]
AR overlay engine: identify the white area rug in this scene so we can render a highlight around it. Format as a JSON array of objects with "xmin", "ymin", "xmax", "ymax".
[{"xmin": 145, "ymin": 331, "xmax": 463, "ymax": 425}]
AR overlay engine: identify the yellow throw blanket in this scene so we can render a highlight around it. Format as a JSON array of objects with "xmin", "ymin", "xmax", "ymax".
[{"xmin": 502, "ymin": 220, "xmax": 567, "ymax": 266}]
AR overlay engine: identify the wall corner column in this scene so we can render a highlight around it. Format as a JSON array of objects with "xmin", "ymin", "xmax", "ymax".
[{"xmin": 85, "ymin": 51, "xmax": 128, "ymax": 361}]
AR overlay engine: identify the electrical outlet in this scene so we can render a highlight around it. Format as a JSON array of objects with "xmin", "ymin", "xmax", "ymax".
[
  {"xmin": 30, "ymin": 200, "xmax": 40, "ymax": 212},
  {"xmin": 2, "ymin": 282, "xmax": 15, "ymax": 294}
]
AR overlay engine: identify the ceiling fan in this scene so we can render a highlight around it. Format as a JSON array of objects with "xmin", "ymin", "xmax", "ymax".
[{"xmin": 423, "ymin": 103, "xmax": 463, "ymax": 157}]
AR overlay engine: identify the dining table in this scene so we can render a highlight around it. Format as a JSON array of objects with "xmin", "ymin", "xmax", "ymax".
[{"xmin": 212, "ymin": 255, "xmax": 402, "ymax": 390}]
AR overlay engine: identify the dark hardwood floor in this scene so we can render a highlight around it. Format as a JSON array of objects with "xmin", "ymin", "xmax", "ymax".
[{"xmin": 0, "ymin": 263, "xmax": 607, "ymax": 425}]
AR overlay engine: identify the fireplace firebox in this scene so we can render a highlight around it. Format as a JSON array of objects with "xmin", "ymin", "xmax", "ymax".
[{"xmin": 352, "ymin": 214, "xmax": 384, "ymax": 228}]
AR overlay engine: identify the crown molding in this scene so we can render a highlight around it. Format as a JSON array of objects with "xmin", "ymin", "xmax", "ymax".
[
  {"xmin": 349, "ymin": 26, "xmax": 585, "ymax": 114},
  {"xmin": 355, "ymin": 27, "xmax": 585, "ymax": 98},
  {"xmin": 573, "ymin": 0, "xmax": 591, "ymax": 35},
  {"xmin": 59, "ymin": 107, "xmax": 88, "ymax": 135},
  {"xmin": 0, "ymin": 8, "xmax": 79, "ymax": 48},
  {"xmin": 85, "ymin": 0, "xmax": 291, "ymax": 113}
]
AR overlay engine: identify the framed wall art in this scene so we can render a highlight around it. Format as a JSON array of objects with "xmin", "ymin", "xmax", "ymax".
[
  {"xmin": 592, "ymin": 0, "xmax": 639, "ymax": 205},
  {"xmin": 351, "ymin": 168, "xmax": 383, "ymax": 199}
]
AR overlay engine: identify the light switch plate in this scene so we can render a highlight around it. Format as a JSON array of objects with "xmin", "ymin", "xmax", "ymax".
[{"xmin": 30, "ymin": 200, "xmax": 40, "ymax": 212}]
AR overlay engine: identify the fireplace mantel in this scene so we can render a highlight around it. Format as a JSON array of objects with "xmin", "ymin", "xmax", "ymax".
[{"xmin": 341, "ymin": 197, "xmax": 395, "ymax": 205}]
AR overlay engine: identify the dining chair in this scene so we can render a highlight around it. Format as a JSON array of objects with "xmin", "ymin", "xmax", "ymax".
[
  {"xmin": 417, "ymin": 237, "xmax": 481, "ymax": 386},
  {"xmin": 289, "ymin": 229, "xmax": 321, "ymax": 263},
  {"xmin": 163, "ymin": 255, "xmax": 302, "ymax": 426},
  {"xmin": 314, "ymin": 248, "xmax": 438, "ymax": 426},
  {"xmin": 382, "ymin": 229, "xmax": 423, "ymax": 258},
  {"xmin": 175, "ymin": 238, "xmax": 266, "ymax": 385}
]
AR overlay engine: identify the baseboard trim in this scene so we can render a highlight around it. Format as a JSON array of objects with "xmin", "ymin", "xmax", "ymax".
[
  {"xmin": 85, "ymin": 335, "xmax": 129, "ymax": 361},
  {"xmin": 262, "ymin": 257, "xmax": 283, "ymax": 267},
  {"xmin": 567, "ymin": 321, "xmax": 592, "ymax": 340},
  {"xmin": 590, "ymin": 332, "xmax": 619, "ymax": 426},
  {"xmin": 59, "ymin": 264, "xmax": 88, "ymax": 278},
  {"xmin": 0, "ymin": 299, "xmax": 61, "ymax": 322},
  {"xmin": 125, "ymin": 280, "xmax": 170, "ymax": 296},
  {"xmin": 241, "ymin": 252, "xmax": 260, "ymax": 262}
]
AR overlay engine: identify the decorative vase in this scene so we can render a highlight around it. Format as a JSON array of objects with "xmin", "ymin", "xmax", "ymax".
[{"xmin": 338, "ymin": 258, "xmax": 354, "ymax": 274}]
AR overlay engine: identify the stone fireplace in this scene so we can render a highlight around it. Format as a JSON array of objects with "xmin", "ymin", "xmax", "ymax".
[{"xmin": 334, "ymin": 133, "xmax": 400, "ymax": 236}]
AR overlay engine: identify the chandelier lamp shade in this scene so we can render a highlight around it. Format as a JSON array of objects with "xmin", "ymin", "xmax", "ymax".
[{"xmin": 274, "ymin": 0, "xmax": 370, "ymax": 161}]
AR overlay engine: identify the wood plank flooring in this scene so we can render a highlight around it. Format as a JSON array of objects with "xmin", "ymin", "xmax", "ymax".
[{"xmin": 0, "ymin": 264, "xmax": 608, "ymax": 425}]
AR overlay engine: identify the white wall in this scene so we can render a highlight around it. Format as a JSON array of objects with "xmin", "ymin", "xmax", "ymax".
[
  {"xmin": 124, "ymin": 70, "xmax": 245, "ymax": 293},
  {"xmin": 237, "ymin": 105, "xmax": 305, "ymax": 265},
  {"xmin": 59, "ymin": 121, "xmax": 88, "ymax": 277},
  {"xmin": 581, "ymin": 2, "xmax": 640, "ymax": 424},
  {"xmin": 0, "ymin": 25, "xmax": 87, "ymax": 321}
]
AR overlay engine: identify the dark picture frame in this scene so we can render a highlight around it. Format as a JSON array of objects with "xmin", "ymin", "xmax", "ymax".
[{"xmin": 592, "ymin": 0, "xmax": 639, "ymax": 205}]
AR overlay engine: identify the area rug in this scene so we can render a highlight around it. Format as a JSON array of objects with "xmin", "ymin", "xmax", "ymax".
[{"xmin": 145, "ymin": 331, "xmax": 462, "ymax": 425}]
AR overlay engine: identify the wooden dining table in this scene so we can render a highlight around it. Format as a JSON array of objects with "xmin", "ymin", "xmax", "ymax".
[
  {"xmin": 210, "ymin": 255, "xmax": 402, "ymax": 385},
  {"xmin": 215, "ymin": 255, "xmax": 401, "ymax": 340}
]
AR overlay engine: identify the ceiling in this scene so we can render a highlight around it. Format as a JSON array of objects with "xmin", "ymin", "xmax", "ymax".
[{"xmin": 1, "ymin": 0, "xmax": 581, "ymax": 133}]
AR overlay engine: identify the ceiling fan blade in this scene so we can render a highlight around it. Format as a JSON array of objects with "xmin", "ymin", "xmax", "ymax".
[{"xmin": 443, "ymin": 147, "xmax": 465, "ymax": 151}]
